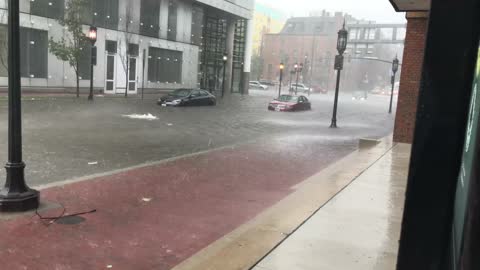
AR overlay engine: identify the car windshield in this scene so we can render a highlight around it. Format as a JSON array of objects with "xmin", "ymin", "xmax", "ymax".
[
  {"xmin": 169, "ymin": 89, "xmax": 191, "ymax": 97},
  {"xmin": 277, "ymin": 95, "xmax": 298, "ymax": 102}
]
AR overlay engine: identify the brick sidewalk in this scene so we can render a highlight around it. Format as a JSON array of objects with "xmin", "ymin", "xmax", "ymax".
[{"xmin": 0, "ymin": 140, "xmax": 354, "ymax": 270}]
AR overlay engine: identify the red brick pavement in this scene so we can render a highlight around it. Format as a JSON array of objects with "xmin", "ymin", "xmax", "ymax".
[{"xmin": 0, "ymin": 141, "xmax": 354, "ymax": 270}]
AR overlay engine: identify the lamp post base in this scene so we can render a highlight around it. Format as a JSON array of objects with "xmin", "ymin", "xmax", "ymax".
[
  {"xmin": 0, "ymin": 189, "xmax": 39, "ymax": 212},
  {"xmin": 330, "ymin": 121, "xmax": 338, "ymax": 128},
  {"xmin": 0, "ymin": 162, "xmax": 40, "ymax": 212}
]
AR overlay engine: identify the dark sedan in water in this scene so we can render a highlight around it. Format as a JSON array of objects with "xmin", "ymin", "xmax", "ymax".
[
  {"xmin": 268, "ymin": 95, "xmax": 311, "ymax": 112},
  {"xmin": 158, "ymin": 89, "xmax": 216, "ymax": 107}
]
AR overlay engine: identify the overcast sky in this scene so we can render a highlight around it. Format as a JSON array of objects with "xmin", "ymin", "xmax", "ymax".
[{"xmin": 256, "ymin": 0, "xmax": 406, "ymax": 23}]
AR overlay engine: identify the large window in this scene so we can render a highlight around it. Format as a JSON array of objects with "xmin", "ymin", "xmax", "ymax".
[
  {"xmin": 77, "ymin": 42, "xmax": 92, "ymax": 80},
  {"xmin": 30, "ymin": 0, "xmax": 64, "ymax": 19},
  {"xmin": 20, "ymin": 28, "xmax": 48, "ymax": 78},
  {"xmin": 148, "ymin": 47, "xmax": 183, "ymax": 83},
  {"xmin": 140, "ymin": 0, "xmax": 160, "ymax": 38},
  {"xmin": 83, "ymin": 0, "xmax": 119, "ymax": 30},
  {"xmin": 191, "ymin": 5, "xmax": 204, "ymax": 46},
  {"xmin": 0, "ymin": 24, "xmax": 7, "ymax": 77},
  {"xmin": 167, "ymin": 0, "xmax": 178, "ymax": 41}
]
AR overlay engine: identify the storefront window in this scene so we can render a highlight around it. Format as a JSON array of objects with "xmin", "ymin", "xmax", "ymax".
[{"xmin": 452, "ymin": 45, "xmax": 480, "ymax": 267}]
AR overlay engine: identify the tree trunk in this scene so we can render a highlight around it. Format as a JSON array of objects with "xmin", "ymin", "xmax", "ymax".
[{"xmin": 125, "ymin": 57, "xmax": 129, "ymax": 98}]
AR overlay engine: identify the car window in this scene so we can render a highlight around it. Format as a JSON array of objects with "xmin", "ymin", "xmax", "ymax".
[
  {"xmin": 191, "ymin": 90, "xmax": 201, "ymax": 97},
  {"xmin": 200, "ymin": 90, "xmax": 209, "ymax": 96}
]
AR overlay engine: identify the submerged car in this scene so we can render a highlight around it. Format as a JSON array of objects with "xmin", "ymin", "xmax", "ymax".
[
  {"xmin": 158, "ymin": 89, "xmax": 216, "ymax": 107},
  {"xmin": 268, "ymin": 95, "xmax": 311, "ymax": 112},
  {"xmin": 289, "ymin": 83, "xmax": 312, "ymax": 94},
  {"xmin": 249, "ymin": 81, "xmax": 269, "ymax": 90}
]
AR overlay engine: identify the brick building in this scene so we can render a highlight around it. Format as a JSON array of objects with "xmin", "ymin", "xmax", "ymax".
[
  {"xmin": 260, "ymin": 12, "xmax": 405, "ymax": 92},
  {"xmin": 260, "ymin": 12, "xmax": 346, "ymax": 88}
]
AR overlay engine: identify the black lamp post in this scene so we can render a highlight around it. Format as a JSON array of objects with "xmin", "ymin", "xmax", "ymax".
[
  {"xmin": 0, "ymin": 0, "xmax": 40, "ymax": 212},
  {"xmin": 389, "ymin": 56, "xmax": 400, "ymax": 114},
  {"xmin": 295, "ymin": 63, "xmax": 302, "ymax": 95},
  {"xmin": 330, "ymin": 21, "xmax": 348, "ymax": 128},
  {"xmin": 289, "ymin": 69, "xmax": 295, "ymax": 93},
  {"xmin": 278, "ymin": 63, "xmax": 284, "ymax": 98},
  {"xmin": 221, "ymin": 53, "xmax": 228, "ymax": 98},
  {"xmin": 87, "ymin": 26, "xmax": 97, "ymax": 101}
]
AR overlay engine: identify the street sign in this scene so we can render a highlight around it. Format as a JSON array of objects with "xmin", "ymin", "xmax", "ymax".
[{"xmin": 334, "ymin": 55, "xmax": 344, "ymax": 70}]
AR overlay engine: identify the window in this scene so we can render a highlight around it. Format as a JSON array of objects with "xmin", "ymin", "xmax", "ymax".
[
  {"xmin": 20, "ymin": 28, "xmax": 48, "ymax": 78},
  {"xmin": 83, "ymin": 0, "xmax": 119, "ymax": 30},
  {"xmin": 129, "ymin": 44, "xmax": 139, "ymax": 57},
  {"xmin": 148, "ymin": 47, "xmax": 183, "ymax": 83},
  {"xmin": 191, "ymin": 90, "xmax": 201, "ymax": 97},
  {"xmin": 78, "ymin": 42, "xmax": 92, "ymax": 80},
  {"xmin": 140, "ymin": 0, "xmax": 160, "ymax": 38},
  {"xmin": 106, "ymin": 40, "xmax": 117, "ymax": 54},
  {"xmin": 191, "ymin": 5, "xmax": 204, "ymax": 45},
  {"xmin": 30, "ymin": 0, "xmax": 64, "ymax": 19},
  {"xmin": 167, "ymin": 0, "xmax": 178, "ymax": 41},
  {"xmin": 0, "ymin": 24, "xmax": 7, "ymax": 77}
]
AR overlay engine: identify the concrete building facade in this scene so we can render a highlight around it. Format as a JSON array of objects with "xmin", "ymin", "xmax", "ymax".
[{"xmin": 0, "ymin": 0, "xmax": 254, "ymax": 95}]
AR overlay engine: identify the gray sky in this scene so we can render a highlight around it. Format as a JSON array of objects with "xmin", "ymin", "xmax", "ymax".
[{"xmin": 257, "ymin": 0, "xmax": 406, "ymax": 23}]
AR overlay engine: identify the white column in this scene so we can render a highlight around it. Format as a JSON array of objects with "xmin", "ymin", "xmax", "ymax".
[{"xmin": 242, "ymin": 19, "xmax": 254, "ymax": 94}]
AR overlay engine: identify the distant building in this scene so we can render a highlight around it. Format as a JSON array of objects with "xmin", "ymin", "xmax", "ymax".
[
  {"xmin": 252, "ymin": 3, "xmax": 286, "ymax": 55},
  {"xmin": 261, "ymin": 11, "xmax": 405, "ymax": 91}
]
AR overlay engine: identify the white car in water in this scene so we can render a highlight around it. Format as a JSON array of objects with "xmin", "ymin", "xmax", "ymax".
[
  {"xmin": 249, "ymin": 81, "xmax": 269, "ymax": 90},
  {"xmin": 289, "ymin": 83, "xmax": 312, "ymax": 94}
]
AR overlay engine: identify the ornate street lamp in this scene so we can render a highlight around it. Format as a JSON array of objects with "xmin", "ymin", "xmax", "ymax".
[
  {"xmin": 0, "ymin": 0, "xmax": 40, "ymax": 212},
  {"xmin": 278, "ymin": 63, "xmax": 285, "ymax": 98},
  {"xmin": 389, "ymin": 55, "xmax": 400, "ymax": 114},
  {"xmin": 330, "ymin": 21, "xmax": 348, "ymax": 128},
  {"xmin": 221, "ymin": 53, "xmax": 228, "ymax": 98},
  {"xmin": 87, "ymin": 26, "xmax": 97, "ymax": 101}
]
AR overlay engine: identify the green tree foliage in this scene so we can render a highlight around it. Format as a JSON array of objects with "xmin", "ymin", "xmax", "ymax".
[
  {"xmin": 49, "ymin": 0, "xmax": 89, "ymax": 98},
  {"xmin": 250, "ymin": 53, "xmax": 264, "ymax": 81}
]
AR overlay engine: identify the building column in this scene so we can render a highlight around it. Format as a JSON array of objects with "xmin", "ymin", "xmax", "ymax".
[
  {"xmin": 393, "ymin": 12, "xmax": 429, "ymax": 143},
  {"xmin": 223, "ymin": 18, "xmax": 235, "ymax": 96},
  {"xmin": 241, "ymin": 19, "xmax": 254, "ymax": 95}
]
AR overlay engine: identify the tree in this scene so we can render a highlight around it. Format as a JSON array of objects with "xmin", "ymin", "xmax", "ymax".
[
  {"xmin": 250, "ymin": 53, "xmax": 264, "ymax": 81},
  {"xmin": 118, "ymin": 2, "xmax": 134, "ymax": 98},
  {"xmin": 49, "ymin": 0, "xmax": 89, "ymax": 98}
]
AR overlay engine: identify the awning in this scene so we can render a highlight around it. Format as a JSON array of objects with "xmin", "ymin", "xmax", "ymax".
[{"xmin": 389, "ymin": 0, "xmax": 431, "ymax": 11}]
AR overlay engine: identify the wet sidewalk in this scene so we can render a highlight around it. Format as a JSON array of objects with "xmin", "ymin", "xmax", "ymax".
[
  {"xmin": 0, "ymin": 137, "xmax": 408, "ymax": 270},
  {"xmin": 252, "ymin": 143, "xmax": 409, "ymax": 270},
  {"xmin": 174, "ymin": 140, "xmax": 409, "ymax": 270}
]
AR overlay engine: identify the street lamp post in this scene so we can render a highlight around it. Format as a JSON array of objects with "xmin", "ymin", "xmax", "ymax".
[
  {"xmin": 295, "ymin": 63, "xmax": 302, "ymax": 95},
  {"xmin": 87, "ymin": 26, "xmax": 97, "ymax": 101},
  {"xmin": 389, "ymin": 56, "xmax": 400, "ymax": 114},
  {"xmin": 278, "ymin": 63, "xmax": 284, "ymax": 98},
  {"xmin": 289, "ymin": 69, "xmax": 295, "ymax": 93},
  {"xmin": 221, "ymin": 53, "xmax": 228, "ymax": 98},
  {"xmin": 0, "ymin": 0, "xmax": 39, "ymax": 212},
  {"xmin": 330, "ymin": 21, "xmax": 348, "ymax": 128}
]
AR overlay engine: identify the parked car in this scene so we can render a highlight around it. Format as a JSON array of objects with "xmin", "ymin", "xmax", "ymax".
[
  {"xmin": 311, "ymin": 84, "xmax": 328, "ymax": 94},
  {"xmin": 268, "ymin": 95, "xmax": 311, "ymax": 112},
  {"xmin": 249, "ymin": 81, "xmax": 269, "ymax": 90},
  {"xmin": 259, "ymin": 80, "xmax": 276, "ymax": 87},
  {"xmin": 158, "ymin": 89, "xmax": 216, "ymax": 107},
  {"xmin": 352, "ymin": 90, "xmax": 368, "ymax": 100},
  {"xmin": 289, "ymin": 83, "xmax": 312, "ymax": 94}
]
